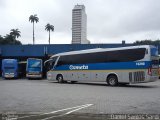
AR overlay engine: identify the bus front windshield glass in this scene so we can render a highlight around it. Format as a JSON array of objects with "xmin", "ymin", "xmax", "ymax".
[
  {"xmin": 4, "ymin": 66, "xmax": 15, "ymax": 72},
  {"xmin": 28, "ymin": 60, "xmax": 41, "ymax": 70},
  {"xmin": 46, "ymin": 57, "xmax": 58, "ymax": 70}
]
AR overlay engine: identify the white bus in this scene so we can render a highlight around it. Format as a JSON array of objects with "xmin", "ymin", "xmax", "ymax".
[{"xmin": 45, "ymin": 45, "xmax": 159, "ymax": 86}]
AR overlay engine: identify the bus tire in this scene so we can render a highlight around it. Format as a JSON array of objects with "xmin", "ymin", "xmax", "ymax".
[
  {"xmin": 107, "ymin": 75, "xmax": 118, "ymax": 86},
  {"xmin": 57, "ymin": 75, "xmax": 64, "ymax": 83}
]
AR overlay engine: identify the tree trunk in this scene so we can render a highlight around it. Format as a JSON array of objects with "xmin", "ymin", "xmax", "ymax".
[
  {"xmin": 14, "ymin": 36, "xmax": 16, "ymax": 44},
  {"xmin": 49, "ymin": 30, "xmax": 50, "ymax": 44},
  {"xmin": 33, "ymin": 22, "xmax": 35, "ymax": 44}
]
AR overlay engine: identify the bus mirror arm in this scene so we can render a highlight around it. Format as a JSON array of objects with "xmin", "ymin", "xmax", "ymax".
[
  {"xmin": 53, "ymin": 64, "xmax": 57, "ymax": 69},
  {"xmin": 53, "ymin": 66, "xmax": 55, "ymax": 69}
]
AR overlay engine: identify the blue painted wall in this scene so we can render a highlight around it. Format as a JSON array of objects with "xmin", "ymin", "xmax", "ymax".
[{"xmin": 0, "ymin": 44, "xmax": 134, "ymax": 57}]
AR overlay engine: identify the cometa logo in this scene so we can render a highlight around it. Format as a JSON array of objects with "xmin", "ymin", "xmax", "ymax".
[{"xmin": 69, "ymin": 65, "xmax": 88, "ymax": 70}]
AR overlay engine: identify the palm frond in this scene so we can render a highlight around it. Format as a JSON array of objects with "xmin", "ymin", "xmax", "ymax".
[
  {"xmin": 29, "ymin": 14, "xmax": 39, "ymax": 23},
  {"xmin": 45, "ymin": 23, "xmax": 54, "ymax": 31}
]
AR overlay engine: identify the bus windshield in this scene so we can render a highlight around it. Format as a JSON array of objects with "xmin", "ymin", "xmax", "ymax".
[
  {"xmin": 28, "ymin": 60, "xmax": 41, "ymax": 68},
  {"xmin": 26, "ymin": 59, "xmax": 43, "ymax": 78},
  {"xmin": 4, "ymin": 67, "xmax": 15, "ymax": 69},
  {"xmin": 45, "ymin": 57, "xmax": 58, "ymax": 71},
  {"xmin": 4, "ymin": 67, "xmax": 15, "ymax": 73}
]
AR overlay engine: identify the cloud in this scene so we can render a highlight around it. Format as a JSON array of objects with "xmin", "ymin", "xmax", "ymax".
[
  {"xmin": 0, "ymin": 0, "xmax": 160, "ymax": 44},
  {"xmin": 87, "ymin": 0, "xmax": 160, "ymax": 40}
]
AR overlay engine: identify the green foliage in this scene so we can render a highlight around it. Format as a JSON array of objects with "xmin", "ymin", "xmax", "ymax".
[
  {"xmin": 0, "ymin": 29, "xmax": 22, "ymax": 45},
  {"xmin": 10, "ymin": 29, "xmax": 21, "ymax": 39},
  {"xmin": 133, "ymin": 39, "xmax": 160, "ymax": 45}
]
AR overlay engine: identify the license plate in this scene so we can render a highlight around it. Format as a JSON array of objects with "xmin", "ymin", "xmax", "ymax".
[{"xmin": 5, "ymin": 74, "xmax": 14, "ymax": 78}]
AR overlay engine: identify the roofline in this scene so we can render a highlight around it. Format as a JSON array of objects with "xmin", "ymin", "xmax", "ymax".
[
  {"xmin": 2, "ymin": 59, "xmax": 17, "ymax": 61},
  {"xmin": 51, "ymin": 45, "xmax": 154, "ymax": 58},
  {"xmin": 27, "ymin": 58, "xmax": 42, "ymax": 60}
]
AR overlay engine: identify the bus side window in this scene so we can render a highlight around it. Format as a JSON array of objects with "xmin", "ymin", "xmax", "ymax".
[
  {"xmin": 56, "ymin": 61, "xmax": 63, "ymax": 66},
  {"xmin": 56, "ymin": 56, "xmax": 64, "ymax": 67}
]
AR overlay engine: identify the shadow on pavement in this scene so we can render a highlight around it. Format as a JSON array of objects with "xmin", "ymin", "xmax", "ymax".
[{"xmin": 49, "ymin": 81, "xmax": 159, "ymax": 89}]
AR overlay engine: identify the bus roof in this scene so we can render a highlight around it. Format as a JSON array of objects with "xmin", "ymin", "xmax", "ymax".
[
  {"xmin": 2, "ymin": 59, "xmax": 17, "ymax": 62},
  {"xmin": 50, "ymin": 45, "xmax": 155, "ymax": 58},
  {"xmin": 27, "ymin": 58, "xmax": 42, "ymax": 60}
]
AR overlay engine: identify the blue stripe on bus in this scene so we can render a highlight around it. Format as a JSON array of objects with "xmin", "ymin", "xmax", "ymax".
[{"xmin": 54, "ymin": 61, "xmax": 151, "ymax": 71}]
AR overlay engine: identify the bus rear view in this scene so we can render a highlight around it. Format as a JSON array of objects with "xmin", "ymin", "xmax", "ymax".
[
  {"xmin": 2, "ymin": 59, "xmax": 18, "ymax": 79},
  {"xmin": 26, "ymin": 58, "xmax": 43, "ymax": 79}
]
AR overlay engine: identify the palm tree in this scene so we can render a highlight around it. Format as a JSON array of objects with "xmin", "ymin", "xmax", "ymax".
[
  {"xmin": 29, "ymin": 14, "xmax": 39, "ymax": 44},
  {"xmin": 10, "ymin": 29, "xmax": 21, "ymax": 44},
  {"xmin": 45, "ymin": 23, "xmax": 54, "ymax": 44},
  {"xmin": 10, "ymin": 29, "xmax": 21, "ymax": 40}
]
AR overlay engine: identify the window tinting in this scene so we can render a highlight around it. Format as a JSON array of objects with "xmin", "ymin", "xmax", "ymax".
[
  {"xmin": 45, "ymin": 57, "xmax": 58, "ymax": 70},
  {"xmin": 57, "ymin": 48, "xmax": 146, "ymax": 66},
  {"xmin": 151, "ymin": 48, "xmax": 158, "ymax": 56}
]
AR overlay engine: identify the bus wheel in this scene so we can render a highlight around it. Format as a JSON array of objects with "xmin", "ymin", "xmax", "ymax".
[
  {"xmin": 57, "ymin": 75, "xmax": 64, "ymax": 83},
  {"xmin": 107, "ymin": 75, "xmax": 118, "ymax": 86}
]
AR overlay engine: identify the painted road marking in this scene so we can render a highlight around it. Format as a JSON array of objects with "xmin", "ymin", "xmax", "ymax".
[
  {"xmin": 14, "ymin": 104, "xmax": 93, "ymax": 120},
  {"xmin": 65, "ymin": 104, "xmax": 92, "ymax": 115},
  {"xmin": 41, "ymin": 104, "xmax": 93, "ymax": 120}
]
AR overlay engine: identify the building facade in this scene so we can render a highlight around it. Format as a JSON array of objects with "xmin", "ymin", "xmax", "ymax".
[{"xmin": 72, "ymin": 5, "xmax": 90, "ymax": 44}]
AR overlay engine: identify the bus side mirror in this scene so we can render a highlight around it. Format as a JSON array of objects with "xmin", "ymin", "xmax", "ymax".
[{"xmin": 53, "ymin": 64, "xmax": 58, "ymax": 69}]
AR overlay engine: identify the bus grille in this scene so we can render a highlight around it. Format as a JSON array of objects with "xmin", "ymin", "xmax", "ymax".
[{"xmin": 129, "ymin": 71, "xmax": 145, "ymax": 83}]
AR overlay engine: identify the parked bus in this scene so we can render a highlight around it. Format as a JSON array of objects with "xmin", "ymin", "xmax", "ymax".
[
  {"xmin": 26, "ymin": 58, "xmax": 43, "ymax": 79},
  {"xmin": 2, "ymin": 59, "xmax": 18, "ymax": 78},
  {"xmin": 46, "ymin": 45, "xmax": 159, "ymax": 86}
]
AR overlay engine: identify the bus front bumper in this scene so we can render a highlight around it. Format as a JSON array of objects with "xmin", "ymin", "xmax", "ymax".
[
  {"xmin": 26, "ymin": 74, "xmax": 42, "ymax": 78},
  {"xmin": 4, "ymin": 73, "xmax": 15, "ymax": 78}
]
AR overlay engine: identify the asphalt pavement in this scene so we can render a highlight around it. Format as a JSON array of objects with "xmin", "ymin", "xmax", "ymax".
[{"xmin": 0, "ymin": 79, "xmax": 160, "ymax": 120}]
